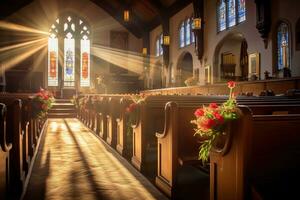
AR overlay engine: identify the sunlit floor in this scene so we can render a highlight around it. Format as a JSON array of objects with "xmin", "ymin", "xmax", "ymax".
[{"xmin": 23, "ymin": 118, "xmax": 168, "ymax": 200}]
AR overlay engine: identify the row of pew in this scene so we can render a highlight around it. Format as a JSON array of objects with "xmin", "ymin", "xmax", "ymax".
[
  {"xmin": 77, "ymin": 93, "xmax": 300, "ymax": 200},
  {"xmin": 0, "ymin": 93, "xmax": 47, "ymax": 200}
]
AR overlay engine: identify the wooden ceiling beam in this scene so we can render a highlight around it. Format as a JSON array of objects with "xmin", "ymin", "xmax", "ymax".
[
  {"xmin": 147, "ymin": 0, "xmax": 193, "ymax": 31},
  {"xmin": 91, "ymin": 0, "xmax": 145, "ymax": 38},
  {"xmin": 0, "ymin": 0, "xmax": 33, "ymax": 19}
]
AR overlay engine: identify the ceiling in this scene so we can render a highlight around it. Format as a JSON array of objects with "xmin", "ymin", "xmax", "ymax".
[{"xmin": 0, "ymin": 0, "xmax": 193, "ymax": 38}]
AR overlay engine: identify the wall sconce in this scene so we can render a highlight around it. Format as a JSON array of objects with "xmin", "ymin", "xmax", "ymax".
[
  {"xmin": 163, "ymin": 35, "xmax": 170, "ymax": 46},
  {"xmin": 124, "ymin": 10, "xmax": 130, "ymax": 22},
  {"xmin": 192, "ymin": 18, "xmax": 202, "ymax": 30},
  {"xmin": 142, "ymin": 47, "xmax": 147, "ymax": 55}
]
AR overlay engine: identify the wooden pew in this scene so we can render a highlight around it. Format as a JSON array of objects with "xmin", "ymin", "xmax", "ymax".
[
  {"xmin": 0, "ymin": 98, "xmax": 25, "ymax": 199},
  {"xmin": 106, "ymin": 96, "xmax": 122, "ymax": 148},
  {"xmin": 116, "ymin": 97, "xmax": 133, "ymax": 158},
  {"xmin": 0, "ymin": 94, "xmax": 36, "ymax": 174},
  {"xmin": 0, "ymin": 103, "xmax": 12, "ymax": 200},
  {"xmin": 155, "ymin": 101, "xmax": 210, "ymax": 199},
  {"xmin": 210, "ymin": 106, "xmax": 300, "ymax": 200},
  {"xmin": 155, "ymin": 100, "xmax": 300, "ymax": 199},
  {"xmin": 131, "ymin": 95, "xmax": 300, "ymax": 176}
]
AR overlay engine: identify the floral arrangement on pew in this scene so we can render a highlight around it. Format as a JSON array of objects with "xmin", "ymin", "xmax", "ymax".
[
  {"xmin": 125, "ymin": 94, "xmax": 146, "ymax": 138},
  {"xmin": 32, "ymin": 88, "xmax": 54, "ymax": 119},
  {"xmin": 191, "ymin": 81, "xmax": 239, "ymax": 162}
]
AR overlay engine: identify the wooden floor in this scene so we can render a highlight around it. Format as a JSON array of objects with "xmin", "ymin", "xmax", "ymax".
[{"xmin": 23, "ymin": 118, "xmax": 168, "ymax": 200}]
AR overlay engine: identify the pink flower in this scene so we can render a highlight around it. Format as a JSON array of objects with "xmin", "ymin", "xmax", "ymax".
[
  {"xmin": 227, "ymin": 81, "xmax": 236, "ymax": 89},
  {"xmin": 209, "ymin": 103, "xmax": 218, "ymax": 109},
  {"xmin": 194, "ymin": 108, "xmax": 204, "ymax": 117}
]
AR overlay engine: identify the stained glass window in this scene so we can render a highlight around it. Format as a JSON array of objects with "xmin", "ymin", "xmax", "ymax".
[
  {"xmin": 156, "ymin": 38, "xmax": 160, "ymax": 57},
  {"xmin": 80, "ymin": 35, "xmax": 90, "ymax": 87},
  {"xmin": 191, "ymin": 18, "xmax": 195, "ymax": 43},
  {"xmin": 217, "ymin": 0, "xmax": 246, "ymax": 32},
  {"xmin": 159, "ymin": 34, "xmax": 163, "ymax": 55},
  {"xmin": 48, "ymin": 15, "xmax": 91, "ymax": 88},
  {"xmin": 64, "ymin": 32, "xmax": 75, "ymax": 87},
  {"xmin": 180, "ymin": 22, "xmax": 185, "ymax": 47},
  {"xmin": 237, "ymin": 0, "xmax": 246, "ymax": 23},
  {"xmin": 228, "ymin": 0, "xmax": 236, "ymax": 27},
  {"xmin": 186, "ymin": 19, "xmax": 191, "ymax": 45},
  {"xmin": 218, "ymin": 0, "xmax": 227, "ymax": 31},
  {"xmin": 48, "ymin": 34, "xmax": 58, "ymax": 86},
  {"xmin": 277, "ymin": 22, "xmax": 290, "ymax": 70}
]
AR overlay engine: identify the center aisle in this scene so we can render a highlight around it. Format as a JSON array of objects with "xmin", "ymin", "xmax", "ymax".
[{"xmin": 23, "ymin": 118, "xmax": 168, "ymax": 200}]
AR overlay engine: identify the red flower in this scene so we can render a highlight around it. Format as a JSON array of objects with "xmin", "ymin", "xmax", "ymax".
[
  {"xmin": 209, "ymin": 103, "xmax": 218, "ymax": 109},
  {"xmin": 126, "ymin": 103, "xmax": 138, "ymax": 113},
  {"xmin": 213, "ymin": 111, "xmax": 224, "ymax": 124},
  {"xmin": 201, "ymin": 118, "xmax": 216, "ymax": 129},
  {"xmin": 227, "ymin": 81, "xmax": 236, "ymax": 89},
  {"xmin": 194, "ymin": 108, "xmax": 204, "ymax": 117}
]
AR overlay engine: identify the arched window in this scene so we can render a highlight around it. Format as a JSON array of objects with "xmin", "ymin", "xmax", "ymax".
[
  {"xmin": 218, "ymin": 0, "xmax": 227, "ymax": 32},
  {"xmin": 159, "ymin": 34, "xmax": 163, "ymax": 55},
  {"xmin": 217, "ymin": 0, "xmax": 246, "ymax": 32},
  {"xmin": 179, "ymin": 22, "xmax": 185, "ymax": 48},
  {"xmin": 237, "ymin": 0, "xmax": 246, "ymax": 23},
  {"xmin": 156, "ymin": 37, "xmax": 160, "ymax": 57},
  {"xmin": 47, "ymin": 15, "xmax": 91, "ymax": 87},
  {"xmin": 179, "ymin": 17, "xmax": 195, "ymax": 48},
  {"xmin": 277, "ymin": 22, "xmax": 290, "ymax": 70},
  {"xmin": 186, "ymin": 18, "xmax": 191, "ymax": 45},
  {"xmin": 191, "ymin": 18, "xmax": 195, "ymax": 43},
  {"xmin": 227, "ymin": 0, "xmax": 236, "ymax": 27},
  {"xmin": 155, "ymin": 33, "xmax": 163, "ymax": 56}
]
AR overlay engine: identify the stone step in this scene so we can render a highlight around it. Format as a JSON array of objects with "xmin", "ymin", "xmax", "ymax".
[
  {"xmin": 47, "ymin": 113, "xmax": 76, "ymax": 118},
  {"xmin": 51, "ymin": 103, "xmax": 75, "ymax": 109},
  {"xmin": 48, "ymin": 108, "xmax": 76, "ymax": 114},
  {"xmin": 54, "ymin": 99, "xmax": 72, "ymax": 103}
]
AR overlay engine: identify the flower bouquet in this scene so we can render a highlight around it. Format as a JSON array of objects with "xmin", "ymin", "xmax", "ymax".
[
  {"xmin": 191, "ymin": 81, "xmax": 239, "ymax": 162},
  {"xmin": 32, "ymin": 88, "xmax": 55, "ymax": 119},
  {"xmin": 125, "ymin": 94, "xmax": 146, "ymax": 138}
]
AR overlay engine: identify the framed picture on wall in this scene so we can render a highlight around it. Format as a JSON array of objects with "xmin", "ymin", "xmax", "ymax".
[
  {"xmin": 248, "ymin": 53, "xmax": 260, "ymax": 80},
  {"xmin": 204, "ymin": 65, "xmax": 211, "ymax": 84}
]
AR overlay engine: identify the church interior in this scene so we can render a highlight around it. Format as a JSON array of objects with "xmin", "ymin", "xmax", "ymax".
[{"xmin": 0, "ymin": 0, "xmax": 300, "ymax": 199}]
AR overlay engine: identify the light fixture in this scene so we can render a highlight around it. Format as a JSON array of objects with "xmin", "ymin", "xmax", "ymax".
[
  {"xmin": 124, "ymin": 10, "xmax": 130, "ymax": 22},
  {"xmin": 142, "ymin": 48, "xmax": 147, "ymax": 55},
  {"xmin": 193, "ymin": 18, "xmax": 202, "ymax": 30},
  {"xmin": 163, "ymin": 35, "xmax": 170, "ymax": 46}
]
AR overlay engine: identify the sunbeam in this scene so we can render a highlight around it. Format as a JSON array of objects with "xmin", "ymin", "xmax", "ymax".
[
  {"xmin": 0, "ymin": 21, "xmax": 49, "ymax": 35},
  {"xmin": 91, "ymin": 44, "xmax": 164, "ymax": 75},
  {"xmin": 1, "ymin": 38, "xmax": 48, "ymax": 71}
]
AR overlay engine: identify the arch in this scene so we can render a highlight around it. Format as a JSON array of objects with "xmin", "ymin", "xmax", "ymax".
[
  {"xmin": 176, "ymin": 51, "xmax": 193, "ymax": 86},
  {"xmin": 213, "ymin": 32, "xmax": 247, "ymax": 82},
  {"xmin": 296, "ymin": 18, "xmax": 300, "ymax": 51},
  {"xmin": 47, "ymin": 13, "xmax": 92, "ymax": 89}
]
